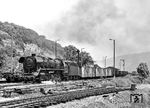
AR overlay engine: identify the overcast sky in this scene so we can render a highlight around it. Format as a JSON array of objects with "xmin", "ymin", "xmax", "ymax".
[{"xmin": 0, "ymin": 0, "xmax": 150, "ymax": 66}]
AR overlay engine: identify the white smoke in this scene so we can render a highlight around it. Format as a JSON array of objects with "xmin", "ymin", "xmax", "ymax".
[{"xmin": 43, "ymin": 0, "xmax": 150, "ymax": 64}]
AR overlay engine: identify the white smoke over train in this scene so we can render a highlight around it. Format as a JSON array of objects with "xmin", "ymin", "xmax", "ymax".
[{"xmin": 43, "ymin": 0, "xmax": 150, "ymax": 63}]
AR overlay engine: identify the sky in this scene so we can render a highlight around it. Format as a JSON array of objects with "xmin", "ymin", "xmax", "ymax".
[{"xmin": 0, "ymin": 0, "xmax": 150, "ymax": 66}]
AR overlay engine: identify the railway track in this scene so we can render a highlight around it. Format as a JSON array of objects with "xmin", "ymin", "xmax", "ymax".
[
  {"xmin": 0, "ymin": 83, "xmax": 25, "ymax": 88},
  {"xmin": 0, "ymin": 77, "xmax": 112, "ymax": 89},
  {"xmin": 0, "ymin": 81, "xmax": 86, "ymax": 97},
  {"xmin": 0, "ymin": 86, "xmax": 133, "ymax": 108},
  {"xmin": 0, "ymin": 77, "xmax": 116, "ymax": 98}
]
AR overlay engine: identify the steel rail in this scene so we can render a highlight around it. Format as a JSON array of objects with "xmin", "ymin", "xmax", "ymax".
[{"xmin": 0, "ymin": 87, "xmax": 131, "ymax": 108}]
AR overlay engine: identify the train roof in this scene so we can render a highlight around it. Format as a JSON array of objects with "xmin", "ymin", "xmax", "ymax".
[
  {"xmin": 64, "ymin": 61, "xmax": 78, "ymax": 66},
  {"xmin": 103, "ymin": 66, "xmax": 119, "ymax": 70}
]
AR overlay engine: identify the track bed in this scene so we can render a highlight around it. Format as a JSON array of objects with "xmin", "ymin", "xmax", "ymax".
[{"xmin": 0, "ymin": 86, "xmax": 132, "ymax": 108}]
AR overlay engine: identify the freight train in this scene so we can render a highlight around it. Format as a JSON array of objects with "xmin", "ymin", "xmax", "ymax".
[{"xmin": 2, "ymin": 54, "xmax": 128, "ymax": 83}]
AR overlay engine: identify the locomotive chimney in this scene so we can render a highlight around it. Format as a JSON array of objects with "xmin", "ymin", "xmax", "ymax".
[{"xmin": 32, "ymin": 54, "xmax": 36, "ymax": 57}]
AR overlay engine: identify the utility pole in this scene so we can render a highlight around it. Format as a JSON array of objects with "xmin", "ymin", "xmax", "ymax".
[
  {"xmin": 11, "ymin": 35, "xmax": 14, "ymax": 73},
  {"xmin": 54, "ymin": 40, "xmax": 60, "ymax": 58},
  {"xmin": 109, "ymin": 39, "xmax": 116, "ymax": 79},
  {"xmin": 104, "ymin": 56, "xmax": 107, "ymax": 68},
  {"xmin": 76, "ymin": 50, "xmax": 80, "ymax": 66},
  {"xmin": 55, "ymin": 42, "xmax": 57, "ymax": 58},
  {"xmin": 123, "ymin": 59, "xmax": 125, "ymax": 71},
  {"xmin": 81, "ymin": 48, "xmax": 85, "ymax": 67}
]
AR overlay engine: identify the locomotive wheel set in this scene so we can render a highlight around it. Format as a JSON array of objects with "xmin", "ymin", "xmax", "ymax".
[{"xmin": 2, "ymin": 54, "xmax": 128, "ymax": 83}]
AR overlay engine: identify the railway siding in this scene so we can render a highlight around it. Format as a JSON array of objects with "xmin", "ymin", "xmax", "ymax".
[
  {"xmin": 0, "ymin": 79, "xmax": 105, "ymax": 98},
  {"xmin": 0, "ymin": 86, "xmax": 132, "ymax": 108}
]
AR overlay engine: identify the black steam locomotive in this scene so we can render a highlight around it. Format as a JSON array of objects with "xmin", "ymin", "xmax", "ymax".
[
  {"xmin": 2, "ymin": 54, "xmax": 65, "ymax": 83},
  {"xmin": 2, "ymin": 54, "xmax": 128, "ymax": 83},
  {"xmin": 20, "ymin": 54, "xmax": 66, "ymax": 83}
]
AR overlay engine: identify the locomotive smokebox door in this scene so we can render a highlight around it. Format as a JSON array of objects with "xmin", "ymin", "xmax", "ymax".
[{"xmin": 19, "ymin": 57, "xmax": 25, "ymax": 63}]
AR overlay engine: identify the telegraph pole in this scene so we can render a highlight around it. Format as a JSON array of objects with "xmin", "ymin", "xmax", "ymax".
[
  {"xmin": 104, "ymin": 56, "xmax": 107, "ymax": 68},
  {"xmin": 109, "ymin": 39, "xmax": 116, "ymax": 79},
  {"xmin": 11, "ymin": 35, "xmax": 14, "ymax": 73},
  {"xmin": 81, "ymin": 48, "xmax": 85, "ymax": 67},
  {"xmin": 123, "ymin": 59, "xmax": 125, "ymax": 71},
  {"xmin": 76, "ymin": 50, "xmax": 80, "ymax": 66},
  {"xmin": 55, "ymin": 42, "xmax": 57, "ymax": 58},
  {"xmin": 54, "ymin": 40, "xmax": 60, "ymax": 58}
]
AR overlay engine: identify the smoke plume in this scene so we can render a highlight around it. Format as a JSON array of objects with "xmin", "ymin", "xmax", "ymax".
[{"xmin": 45, "ymin": 0, "xmax": 150, "ymax": 62}]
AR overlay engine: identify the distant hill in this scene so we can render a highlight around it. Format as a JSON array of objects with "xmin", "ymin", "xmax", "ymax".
[
  {"xmin": 106, "ymin": 52, "xmax": 150, "ymax": 72},
  {"xmin": 0, "ymin": 21, "xmax": 64, "ymax": 58}
]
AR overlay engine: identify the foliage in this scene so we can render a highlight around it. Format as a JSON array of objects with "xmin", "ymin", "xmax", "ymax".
[
  {"xmin": 3, "ymin": 46, "xmax": 17, "ymax": 57},
  {"xmin": 0, "ymin": 38, "xmax": 3, "ymax": 46},
  {"xmin": 0, "ymin": 48, "xmax": 6, "ymax": 69},
  {"xmin": 0, "ymin": 21, "xmax": 63, "ymax": 56},
  {"xmin": 0, "ymin": 45, "xmax": 18, "ymax": 72},
  {"xmin": 81, "ymin": 51, "xmax": 94, "ymax": 65},
  {"xmin": 137, "ymin": 63, "xmax": 149, "ymax": 78},
  {"xmin": 64, "ymin": 45, "xmax": 94, "ymax": 66},
  {"xmin": 64, "ymin": 45, "xmax": 79, "ymax": 61},
  {"xmin": 0, "ymin": 21, "xmax": 66, "ymax": 73}
]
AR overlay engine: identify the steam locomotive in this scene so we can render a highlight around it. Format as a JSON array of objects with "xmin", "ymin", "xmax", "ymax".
[{"xmin": 2, "ymin": 54, "xmax": 128, "ymax": 83}]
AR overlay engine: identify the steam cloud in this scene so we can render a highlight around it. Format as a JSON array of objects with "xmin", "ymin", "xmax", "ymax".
[{"xmin": 45, "ymin": 0, "xmax": 150, "ymax": 61}]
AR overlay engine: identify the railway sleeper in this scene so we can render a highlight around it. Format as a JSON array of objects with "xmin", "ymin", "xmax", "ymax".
[
  {"xmin": 52, "ymin": 97, "xmax": 61, "ymax": 104},
  {"xmin": 49, "ymin": 98, "xmax": 58, "ymax": 105},
  {"xmin": 57, "ymin": 95, "xmax": 66, "ymax": 103},
  {"xmin": 14, "ymin": 88, "xmax": 33, "ymax": 94},
  {"xmin": 2, "ymin": 88, "xmax": 101, "ymax": 107},
  {"xmin": 40, "ymin": 102, "xmax": 48, "ymax": 107},
  {"xmin": 26, "ymin": 101, "xmax": 42, "ymax": 108},
  {"xmin": 2, "ymin": 90, "xmax": 12, "ymax": 97},
  {"xmin": 0, "ymin": 87, "xmax": 133, "ymax": 108}
]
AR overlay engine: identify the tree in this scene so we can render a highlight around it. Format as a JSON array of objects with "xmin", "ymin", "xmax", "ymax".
[
  {"xmin": 81, "ymin": 51, "xmax": 94, "ymax": 66},
  {"xmin": 64, "ymin": 45, "xmax": 79, "ymax": 61},
  {"xmin": 0, "ymin": 38, "xmax": 3, "ymax": 46},
  {"xmin": 64, "ymin": 45, "xmax": 94, "ymax": 66},
  {"xmin": 137, "ymin": 63, "xmax": 149, "ymax": 78},
  {"xmin": 0, "ymin": 48, "xmax": 6, "ymax": 69}
]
